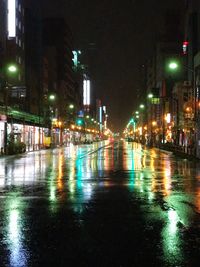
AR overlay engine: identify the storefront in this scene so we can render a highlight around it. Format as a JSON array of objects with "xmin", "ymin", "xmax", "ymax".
[{"xmin": 7, "ymin": 123, "xmax": 48, "ymax": 152}]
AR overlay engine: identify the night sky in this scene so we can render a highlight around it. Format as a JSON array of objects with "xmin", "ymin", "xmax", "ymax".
[{"xmin": 43, "ymin": 0, "xmax": 184, "ymax": 132}]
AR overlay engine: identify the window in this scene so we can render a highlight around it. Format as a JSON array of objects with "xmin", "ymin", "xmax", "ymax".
[{"xmin": 183, "ymin": 92, "xmax": 188, "ymax": 102}]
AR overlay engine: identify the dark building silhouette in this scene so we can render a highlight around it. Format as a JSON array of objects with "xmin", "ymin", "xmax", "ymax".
[
  {"xmin": 0, "ymin": 0, "xmax": 7, "ymax": 102},
  {"xmin": 43, "ymin": 18, "xmax": 81, "ymax": 124},
  {"xmin": 0, "ymin": 0, "xmax": 7, "ymax": 63},
  {"xmin": 24, "ymin": 0, "xmax": 43, "ymax": 115}
]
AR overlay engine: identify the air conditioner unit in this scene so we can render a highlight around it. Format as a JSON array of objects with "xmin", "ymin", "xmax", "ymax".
[{"xmin": 183, "ymin": 81, "xmax": 192, "ymax": 86}]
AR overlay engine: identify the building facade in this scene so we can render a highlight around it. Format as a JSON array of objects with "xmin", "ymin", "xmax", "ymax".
[{"xmin": 184, "ymin": 0, "xmax": 200, "ymax": 156}]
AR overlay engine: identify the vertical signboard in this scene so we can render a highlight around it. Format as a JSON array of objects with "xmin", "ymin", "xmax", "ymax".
[{"xmin": 8, "ymin": 0, "xmax": 16, "ymax": 38}]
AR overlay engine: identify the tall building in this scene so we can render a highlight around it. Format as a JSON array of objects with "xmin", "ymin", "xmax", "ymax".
[
  {"xmin": 145, "ymin": 7, "xmax": 185, "ymax": 144},
  {"xmin": 0, "ymin": 0, "xmax": 7, "ymax": 63},
  {"xmin": 6, "ymin": 0, "xmax": 26, "ymax": 108},
  {"xmin": 184, "ymin": 0, "xmax": 200, "ymax": 157},
  {"xmin": 184, "ymin": 0, "xmax": 200, "ymax": 82},
  {"xmin": 0, "ymin": 0, "xmax": 44, "ymax": 112},
  {"xmin": 0, "ymin": 0, "xmax": 7, "ymax": 147},
  {"xmin": 0, "ymin": 0, "xmax": 7, "ymax": 102},
  {"xmin": 43, "ymin": 18, "xmax": 79, "ymax": 123},
  {"xmin": 23, "ymin": 0, "xmax": 43, "ymax": 115}
]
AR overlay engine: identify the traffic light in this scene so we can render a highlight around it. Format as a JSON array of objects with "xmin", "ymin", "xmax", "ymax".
[{"xmin": 76, "ymin": 118, "xmax": 84, "ymax": 126}]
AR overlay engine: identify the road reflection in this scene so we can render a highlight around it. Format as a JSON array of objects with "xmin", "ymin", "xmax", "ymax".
[
  {"xmin": 4, "ymin": 196, "xmax": 28, "ymax": 267},
  {"xmin": 0, "ymin": 140, "xmax": 200, "ymax": 266}
]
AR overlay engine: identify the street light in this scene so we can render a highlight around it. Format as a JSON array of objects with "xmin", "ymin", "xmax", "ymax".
[
  {"xmin": 138, "ymin": 104, "xmax": 146, "ymax": 143},
  {"xmin": 168, "ymin": 62, "xmax": 178, "ymax": 70},
  {"xmin": 69, "ymin": 104, "xmax": 74, "ymax": 109},
  {"xmin": 3, "ymin": 64, "xmax": 18, "ymax": 154},
  {"xmin": 7, "ymin": 64, "xmax": 17, "ymax": 73},
  {"xmin": 148, "ymin": 93, "xmax": 153, "ymax": 99},
  {"xmin": 167, "ymin": 60, "xmax": 197, "ymax": 148},
  {"xmin": 48, "ymin": 94, "xmax": 57, "ymax": 147},
  {"xmin": 49, "ymin": 94, "xmax": 56, "ymax": 101},
  {"xmin": 140, "ymin": 104, "xmax": 145, "ymax": 109},
  {"xmin": 167, "ymin": 60, "xmax": 194, "ymax": 73}
]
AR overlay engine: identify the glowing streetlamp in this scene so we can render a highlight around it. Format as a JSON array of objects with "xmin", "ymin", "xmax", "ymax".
[
  {"xmin": 168, "ymin": 61, "xmax": 178, "ymax": 70},
  {"xmin": 48, "ymin": 94, "xmax": 57, "ymax": 147},
  {"xmin": 148, "ymin": 93, "xmax": 153, "ymax": 99},
  {"xmin": 140, "ymin": 104, "xmax": 145, "ymax": 109},
  {"xmin": 69, "ymin": 104, "xmax": 74, "ymax": 109},
  {"xmin": 3, "ymin": 64, "xmax": 18, "ymax": 154},
  {"xmin": 7, "ymin": 64, "xmax": 17, "ymax": 73},
  {"xmin": 49, "ymin": 94, "xmax": 56, "ymax": 101}
]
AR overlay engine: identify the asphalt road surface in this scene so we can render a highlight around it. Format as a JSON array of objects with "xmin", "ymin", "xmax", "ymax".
[{"xmin": 0, "ymin": 140, "xmax": 200, "ymax": 267}]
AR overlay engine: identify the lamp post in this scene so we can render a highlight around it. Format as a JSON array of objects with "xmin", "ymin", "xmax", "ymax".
[
  {"xmin": 2, "ymin": 64, "xmax": 18, "ymax": 154},
  {"xmin": 69, "ymin": 104, "xmax": 74, "ymax": 110},
  {"xmin": 49, "ymin": 93, "xmax": 56, "ymax": 147},
  {"xmin": 147, "ymin": 93, "xmax": 154, "ymax": 145},
  {"xmin": 139, "ymin": 104, "xmax": 145, "ymax": 143}
]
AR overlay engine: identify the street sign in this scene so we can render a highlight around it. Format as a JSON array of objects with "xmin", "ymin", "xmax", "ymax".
[{"xmin": 78, "ymin": 110, "xmax": 84, "ymax": 117}]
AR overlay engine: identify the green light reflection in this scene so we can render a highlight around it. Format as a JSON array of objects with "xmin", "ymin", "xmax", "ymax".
[
  {"xmin": 162, "ymin": 209, "xmax": 183, "ymax": 265},
  {"xmin": 6, "ymin": 197, "xmax": 27, "ymax": 267}
]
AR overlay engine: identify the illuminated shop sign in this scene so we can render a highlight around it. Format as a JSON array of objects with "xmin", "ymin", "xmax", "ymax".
[
  {"xmin": 83, "ymin": 79, "xmax": 90, "ymax": 106},
  {"xmin": 183, "ymin": 41, "xmax": 189, "ymax": 55},
  {"xmin": 8, "ymin": 0, "xmax": 16, "ymax": 38}
]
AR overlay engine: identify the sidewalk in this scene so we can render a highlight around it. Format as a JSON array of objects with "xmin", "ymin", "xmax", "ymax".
[{"xmin": 156, "ymin": 143, "xmax": 197, "ymax": 160}]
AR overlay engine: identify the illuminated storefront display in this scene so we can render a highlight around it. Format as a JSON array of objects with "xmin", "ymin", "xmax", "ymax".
[{"xmin": 6, "ymin": 123, "xmax": 48, "ymax": 151}]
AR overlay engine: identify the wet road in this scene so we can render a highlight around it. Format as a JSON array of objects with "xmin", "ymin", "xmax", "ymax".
[{"xmin": 1, "ymin": 140, "xmax": 200, "ymax": 266}]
